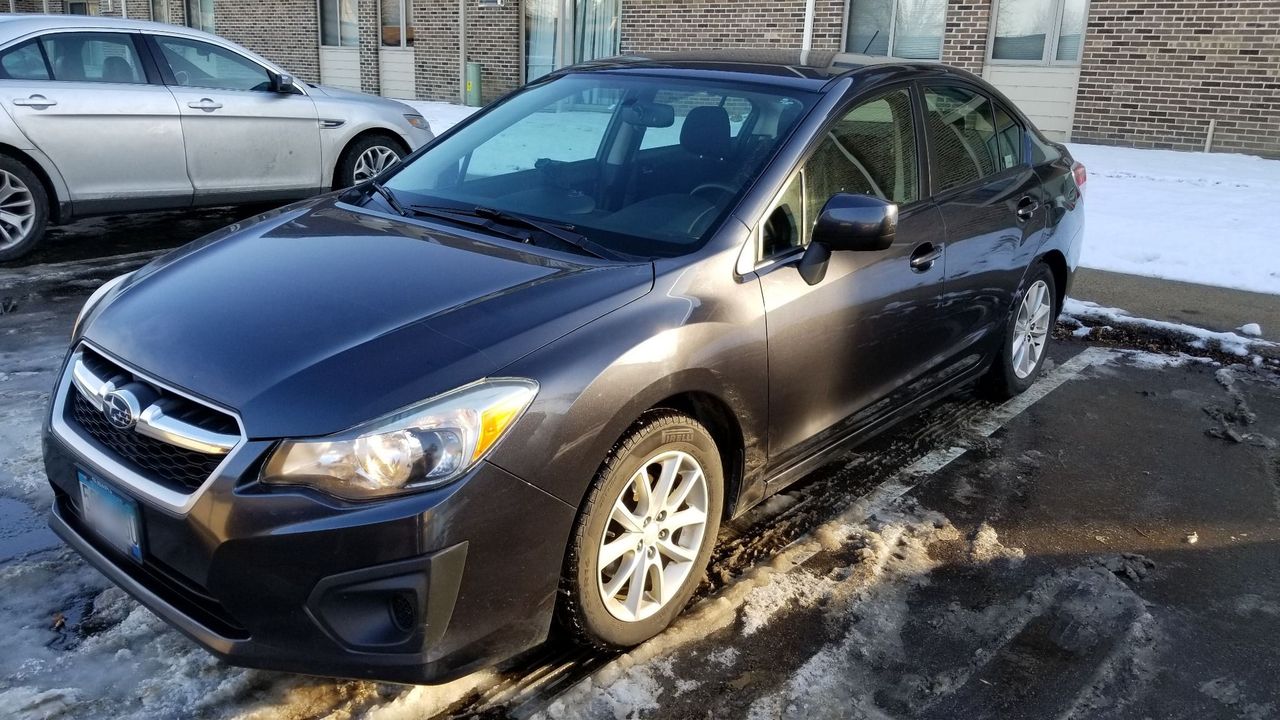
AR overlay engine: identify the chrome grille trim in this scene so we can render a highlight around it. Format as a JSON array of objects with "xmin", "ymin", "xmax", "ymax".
[
  {"xmin": 51, "ymin": 342, "xmax": 249, "ymax": 514},
  {"xmin": 69, "ymin": 351, "xmax": 239, "ymax": 455}
]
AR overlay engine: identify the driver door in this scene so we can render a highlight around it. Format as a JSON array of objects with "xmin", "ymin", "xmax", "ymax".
[
  {"xmin": 754, "ymin": 87, "xmax": 948, "ymax": 473},
  {"xmin": 145, "ymin": 34, "xmax": 321, "ymax": 201}
]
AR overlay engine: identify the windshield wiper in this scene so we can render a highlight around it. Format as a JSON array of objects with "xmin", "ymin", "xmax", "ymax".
[
  {"xmin": 404, "ymin": 204, "xmax": 627, "ymax": 261},
  {"xmin": 367, "ymin": 181, "xmax": 409, "ymax": 217},
  {"xmin": 472, "ymin": 206, "xmax": 628, "ymax": 261}
]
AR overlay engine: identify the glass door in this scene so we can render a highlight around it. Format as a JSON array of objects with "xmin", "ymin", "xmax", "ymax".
[{"xmin": 525, "ymin": 0, "xmax": 619, "ymax": 82}]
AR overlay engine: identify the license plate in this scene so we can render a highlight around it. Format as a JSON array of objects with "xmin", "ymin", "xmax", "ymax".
[{"xmin": 78, "ymin": 469, "xmax": 144, "ymax": 563}]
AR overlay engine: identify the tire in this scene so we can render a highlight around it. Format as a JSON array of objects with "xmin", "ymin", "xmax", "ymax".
[
  {"xmin": 334, "ymin": 133, "xmax": 406, "ymax": 189},
  {"xmin": 558, "ymin": 410, "xmax": 724, "ymax": 650},
  {"xmin": 0, "ymin": 155, "xmax": 48, "ymax": 262},
  {"xmin": 981, "ymin": 262, "xmax": 1057, "ymax": 400}
]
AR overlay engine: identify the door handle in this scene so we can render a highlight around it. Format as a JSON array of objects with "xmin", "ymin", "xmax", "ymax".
[
  {"xmin": 187, "ymin": 99, "xmax": 223, "ymax": 111},
  {"xmin": 910, "ymin": 242, "xmax": 943, "ymax": 271},
  {"xmin": 13, "ymin": 94, "xmax": 56, "ymax": 109},
  {"xmin": 1016, "ymin": 196, "xmax": 1041, "ymax": 222}
]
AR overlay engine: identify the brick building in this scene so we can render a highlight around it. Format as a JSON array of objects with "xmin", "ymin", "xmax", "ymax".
[{"xmin": 11, "ymin": 0, "xmax": 1280, "ymax": 156}]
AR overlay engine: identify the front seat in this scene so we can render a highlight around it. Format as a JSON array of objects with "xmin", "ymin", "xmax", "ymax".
[
  {"xmin": 101, "ymin": 56, "xmax": 136, "ymax": 84},
  {"xmin": 679, "ymin": 106, "xmax": 733, "ymax": 191}
]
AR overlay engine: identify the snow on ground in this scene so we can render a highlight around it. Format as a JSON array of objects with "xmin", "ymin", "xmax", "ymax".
[
  {"xmin": 401, "ymin": 100, "xmax": 477, "ymax": 135},
  {"xmin": 1062, "ymin": 297, "xmax": 1278, "ymax": 358},
  {"xmin": 1066, "ymin": 143, "xmax": 1280, "ymax": 294}
]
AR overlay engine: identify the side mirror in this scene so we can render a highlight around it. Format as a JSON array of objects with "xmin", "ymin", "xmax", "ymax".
[
  {"xmin": 271, "ymin": 72, "xmax": 297, "ymax": 94},
  {"xmin": 811, "ymin": 193, "xmax": 897, "ymax": 252},
  {"xmin": 797, "ymin": 194, "xmax": 898, "ymax": 285}
]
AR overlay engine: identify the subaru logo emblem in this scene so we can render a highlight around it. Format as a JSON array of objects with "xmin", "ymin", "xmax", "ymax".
[{"xmin": 103, "ymin": 389, "xmax": 139, "ymax": 430}]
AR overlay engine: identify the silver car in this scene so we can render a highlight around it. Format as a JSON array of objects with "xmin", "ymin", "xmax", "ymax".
[{"xmin": 0, "ymin": 14, "xmax": 434, "ymax": 260}]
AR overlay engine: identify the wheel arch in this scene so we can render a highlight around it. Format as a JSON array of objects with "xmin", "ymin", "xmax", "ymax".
[
  {"xmin": 1038, "ymin": 248, "xmax": 1068, "ymax": 316},
  {"xmin": 0, "ymin": 143, "xmax": 67, "ymax": 223},
  {"xmin": 644, "ymin": 390, "xmax": 746, "ymax": 523}
]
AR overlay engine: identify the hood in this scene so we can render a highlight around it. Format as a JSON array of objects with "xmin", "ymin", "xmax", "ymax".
[
  {"xmin": 308, "ymin": 83, "xmax": 418, "ymax": 114},
  {"xmin": 83, "ymin": 200, "xmax": 653, "ymax": 439}
]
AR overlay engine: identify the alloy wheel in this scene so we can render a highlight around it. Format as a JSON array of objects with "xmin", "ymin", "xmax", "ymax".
[
  {"xmin": 1012, "ymin": 279, "xmax": 1052, "ymax": 379},
  {"xmin": 597, "ymin": 450, "xmax": 709, "ymax": 623},
  {"xmin": 352, "ymin": 146, "xmax": 401, "ymax": 183},
  {"xmin": 0, "ymin": 169, "xmax": 35, "ymax": 251}
]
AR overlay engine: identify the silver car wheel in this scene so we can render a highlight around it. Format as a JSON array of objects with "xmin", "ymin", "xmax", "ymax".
[
  {"xmin": 0, "ymin": 169, "xmax": 35, "ymax": 251},
  {"xmin": 1011, "ymin": 279, "xmax": 1052, "ymax": 379},
  {"xmin": 352, "ymin": 145, "xmax": 401, "ymax": 183},
  {"xmin": 597, "ymin": 450, "xmax": 709, "ymax": 623}
]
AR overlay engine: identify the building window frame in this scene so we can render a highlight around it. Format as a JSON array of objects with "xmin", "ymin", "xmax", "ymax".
[
  {"xmin": 380, "ymin": 0, "xmax": 413, "ymax": 48},
  {"xmin": 840, "ymin": 0, "xmax": 947, "ymax": 61},
  {"xmin": 985, "ymin": 0, "xmax": 1090, "ymax": 67},
  {"xmin": 318, "ymin": 0, "xmax": 359, "ymax": 48},
  {"xmin": 186, "ymin": 0, "xmax": 214, "ymax": 32},
  {"xmin": 151, "ymin": 0, "xmax": 167, "ymax": 22}
]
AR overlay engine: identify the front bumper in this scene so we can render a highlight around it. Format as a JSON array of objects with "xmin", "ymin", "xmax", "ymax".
[{"xmin": 44, "ymin": 383, "xmax": 575, "ymax": 684}]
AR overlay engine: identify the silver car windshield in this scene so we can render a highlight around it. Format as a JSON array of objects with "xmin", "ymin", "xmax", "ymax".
[{"xmin": 384, "ymin": 73, "xmax": 817, "ymax": 258}]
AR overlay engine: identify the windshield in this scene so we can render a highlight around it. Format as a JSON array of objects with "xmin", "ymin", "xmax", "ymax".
[{"xmin": 383, "ymin": 73, "xmax": 818, "ymax": 258}]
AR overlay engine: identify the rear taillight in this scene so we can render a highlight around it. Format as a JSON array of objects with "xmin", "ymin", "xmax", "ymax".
[{"xmin": 1072, "ymin": 161, "xmax": 1087, "ymax": 196}]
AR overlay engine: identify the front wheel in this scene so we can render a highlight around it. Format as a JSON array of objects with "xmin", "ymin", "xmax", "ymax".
[
  {"xmin": 334, "ymin": 134, "xmax": 405, "ymax": 188},
  {"xmin": 982, "ymin": 263, "xmax": 1057, "ymax": 399},
  {"xmin": 559, "ymin": 411, "xmax": 724, "ymax": 649},
  {"xmin": 0, "ymin": 155, "xmax": 48, "ymax": 262}
]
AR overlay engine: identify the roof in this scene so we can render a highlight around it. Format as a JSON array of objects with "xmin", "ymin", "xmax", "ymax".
[
  {"xmin": 0, "ymin": 14, "xmax": 287, "ymax": 73},
  {"xmin": 561, "ymin": 50, "xmax": 957, "ymax": 91}
]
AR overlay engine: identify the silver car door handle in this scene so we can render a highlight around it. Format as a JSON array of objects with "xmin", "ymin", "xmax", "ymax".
[
  {"xmin": 13, "ymin": 95, "xmax": 56, "ymax": 109},
  {"xmin": 187, "ymin": 99, "xmax": 223, "ymax": 111}
]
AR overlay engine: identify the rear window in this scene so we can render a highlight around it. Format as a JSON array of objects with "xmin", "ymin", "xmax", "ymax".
[{"xmin": 923, "ymin": 84, "xmax": 999, "ymax": 191}]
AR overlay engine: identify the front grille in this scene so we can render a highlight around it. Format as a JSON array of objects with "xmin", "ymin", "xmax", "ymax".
[
  {"xmin": 71, "ymin": 391, "xmax": 224, "ymax": 492},
  {"xmin": 64, "ymin": 346, "xmax": 240, "ymax": 495}
]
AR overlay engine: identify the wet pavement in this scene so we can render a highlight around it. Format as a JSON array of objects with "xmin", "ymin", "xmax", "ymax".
[{"xmin": 0, "ymin": 210, "xmax": 1277, "ymax": 719}]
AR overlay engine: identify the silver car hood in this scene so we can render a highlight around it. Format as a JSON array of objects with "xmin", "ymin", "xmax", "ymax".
[{"xmin": 307, "ymin": 83, "xmax": 419, "ymax": 114}]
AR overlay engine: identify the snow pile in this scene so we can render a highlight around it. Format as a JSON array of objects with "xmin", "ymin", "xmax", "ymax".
[
  {"xmin": 1062, "ymin": 298, "xmax": 1277, "ymax": 357},
  {"xmin": 1067, "ymin": 143, "xmax": 1280, "ymax": 294}
]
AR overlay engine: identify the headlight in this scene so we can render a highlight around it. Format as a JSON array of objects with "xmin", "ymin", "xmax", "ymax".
[
  {"xmin": 404, "ymin": 114, "xmax": 431, "ymax": 131},
  {"xmin": 72, "ymin": 273, "xmax": 129, "ymax": 338},
  {"xmin": 261, "ymin": 378, "xmax": 537, "ymax": 500}
]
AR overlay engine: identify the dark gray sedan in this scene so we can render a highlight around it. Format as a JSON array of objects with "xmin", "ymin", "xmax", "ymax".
[{"xmin": 44, "ymin": 51, "xmax": 1084, "ymax": 684}]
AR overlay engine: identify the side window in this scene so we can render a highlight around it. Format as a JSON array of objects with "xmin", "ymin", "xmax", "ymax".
[
  {"xmin": 760, "ymin": 174, "xmax": 804, "ymax": 260},
  {"xmin": 40, "ymin": 33, "xmax": 146, "ymax": 84},
  {"xmin": 0, "ymin": 41, "xmax": 50, "ymax": 81},
  {"xmin": 923, "ymin": 85, "xmax": 999, "ymax": 191},
  {"xmin": 804, "ymin": 88, "xmax": 919, "ymax": 232},
  {"xmin": 156, "ymin": 37, "xmax": 273, "ymax": 92},
  {"xmin": 992, "ymin": 102, "xmax": 1022, "ymax": 170}
]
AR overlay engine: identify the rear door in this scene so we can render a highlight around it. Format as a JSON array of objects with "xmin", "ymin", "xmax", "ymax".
[
  {"xmin": 920, "ymin": 83, "xmax": 1048, "ymax": 366},
  {"xmin": 146, "ymin": 34, "xmax": 322, "ymax": 201},
  {"xmin": 755, "ymin": 86, "xmax": 948, "ymax": 473},
  {"xmin": 0, "ymin": 31, "xmax": 191, "ymax": 211}
]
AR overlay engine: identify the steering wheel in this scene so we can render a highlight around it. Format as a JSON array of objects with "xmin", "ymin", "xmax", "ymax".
[{"xmin": 691, "ymin": 182, "xmax": 737, "ymax": 204}]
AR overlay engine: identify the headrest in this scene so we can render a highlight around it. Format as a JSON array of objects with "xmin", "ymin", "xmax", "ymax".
[
  {"xmin": 102, "ymin": 56, "xmax": 135, "ymax": 84},
  {"xmin": 680, "ymin": 105, "xmax": 732, "ymax": 159}
]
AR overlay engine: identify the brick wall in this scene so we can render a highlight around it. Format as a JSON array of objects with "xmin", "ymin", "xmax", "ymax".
[
  {"xmin": 414, "ymin": 0, "xmax": 460, "ymax": 100},
  {"xmin": 359, "ymin": 0, "xmax": 380, "ymax": 93},
  {"xmin": 466, "ymin": 0, "xmax": 520, "ymax": 102},
  {"xmin": 619, "ymin": 0, "xmax": 845, "ymax": 53},
  {"xmin": 939, "ymin": 0, "xmax": 991, "ymax": 74},
  {"xmin": 212, "ymin": 0, "xmax": 320, "ymax": 83},
  {"xmin": 1072, "ymin": 1, "xmax": 1280, "ymax": 157}
]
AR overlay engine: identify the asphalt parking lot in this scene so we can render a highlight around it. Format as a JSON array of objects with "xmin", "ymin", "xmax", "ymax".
[{"xmin": 0, "ymin": 211, "xmax": 1277, "ymax": 719}]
